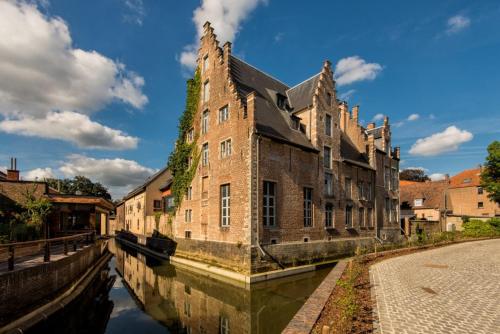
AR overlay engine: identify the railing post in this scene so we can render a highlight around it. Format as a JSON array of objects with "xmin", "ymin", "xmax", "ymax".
[
  {"xmin": 44, "ymin": 240, "xmax": 50, "ymax": 262},
  {"xmin": 64, "ymin": 239, "xmax": 68, "ymax": 255},
  {"xmin": 8, "ymin": 245, "xmax": 14, "ymax": 271}
]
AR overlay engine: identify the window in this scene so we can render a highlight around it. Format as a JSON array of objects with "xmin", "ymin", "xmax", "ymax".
[
  {"xmin": 414, "ymin": 198, "xmax": 423, "ymax": 207},
  {"xmin": 478, "ymin": 187, "xmax": 483, "ymax": 195},
  {"xmin": 163, "ymin": 196, "xmax": 175, "ymax": 212},
  {"xmin": 153, "ymin": 200, "xmax": 162, "ymax": 211},
  {"xmin": 366, "ymin": 183, "xmax": 372, "ymax": 200},
  {"xmin": 358, "ymin": 182, "xmax": 364, "ymax": 200},
  {"xmin": 185, "ymin": 209, "xmax": 192, "ymax": 222},
  {"xmin": 391, "ymin": 168, "xmax": 398, "ymax": 190},
  {"xmin": 220, "ymin": 139, "xmax": 232, "ymax": 159},
  {"xmin": 186, "ymin": 128, "xmax": 194, "ymax": 142},
  {"xmin": 324, "ymin": 173, "xmax": 333, "ymax": 196},
  {"xmin": 345, "ymin": 206, "xmax": 353, "ymax": 228},
  {"xmin": 303, "ymin": 187, "xmax": 313, "ymax": 227},
  {"xmin": 263, "ymin": 181, "xmax": 276, "ymax": 227},
  {"xmin": 203, "ymin": 80, "xmax": 210, "ymax": 102},
  {"xmin": 219, "ymin": 105, "xmax": 229, "ymax": 123},
  {"xmin": 186, "ymin": 186, "xmax": 192, "ymax": 200},
  {"xmin": 384, "ymin": 167, "xmax": 390, "ymax": 189},
  {"xmin": 276, "ymin": 93, "xmax": 287, "ymax": 109},
  {"xmin": 202, "ymin": 54, "xmax": 209, "ymax": 73},
  {"xmin": 478, "ymin": 202, "xmax": 484, "ymax": 208},
  {"xmin": 463, "ymin": 178, "xmax": 472, "ymax": 184},
  {"xmin": 367, "ymin": 208, "xmax": 373, "ymax": 227},
  {"xmin": 326, "ymin": 92, "xmax": 332, "ymax": 106},
  {"xmin": 391, "ymin": 199, "xmax": 398, "ymax": 222},
  {"xmin": 345, "ymin": 178, "xmax": 352, "ymax": 199},
  {"xmin": 202, "ymin": 143, "xmax": 209, "ymax": 166},
  {"xmin": 359, "ymin": 207, "xmax": 365, "ymax": 227},
  {"xmin": 219, "ymin": 316, "xmax": 230, "ymax": 334},
  {"xmin": 325, "ymin": 203, "xmax": 334, "ymax": 228},
  {"xmin": 385, "ymin": 198, "xmax": 390, "ymax": 222},
  {"xmin": 325, "ymin": 114, "xmax": 332, "ymax": 136},
  {"xmin": 202, "ymin": 176, "xmax": 209, "ymax": 199},
  {"xmin": 202, "ymin": 110, "xmax": 209, "ymax": 134},
  {"xmin": 220, "ymin": 184, "xmax": 230, "ymax": 226},
  {"xmin": 323, "ymin": 146, "xmax": 331, "ymax": 168}
]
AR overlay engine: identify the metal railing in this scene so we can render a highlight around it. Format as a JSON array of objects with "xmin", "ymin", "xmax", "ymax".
[{"xmin": 0, "ymin": 231, "xmax": 96, "ymax": 271}]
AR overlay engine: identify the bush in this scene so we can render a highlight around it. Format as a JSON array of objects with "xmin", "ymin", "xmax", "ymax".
[{"xmin": 462, "ymin": 219, "xmax": 500, "ymax": 238}]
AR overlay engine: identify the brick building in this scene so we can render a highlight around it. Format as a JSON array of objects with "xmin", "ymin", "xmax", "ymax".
[{"xmin": 169, "ymin": 22, "xmax": 400, "ymax": 275}]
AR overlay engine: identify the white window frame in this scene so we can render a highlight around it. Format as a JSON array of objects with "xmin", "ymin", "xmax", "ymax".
[
  {"xmin": 220, "ymin": 138, "xmax": 232, "ymax": 159},
  {"xmin": 325, "ymin": 203, "xmax": 334, "ymax": 228},
  {"xmin": 220, "ymin": 316, "xmax": 229, "ymax": 334},
  {"xmin": 414, "ymin": 198, "xmax": 423, "ymax": 207},
  {"xmin": 202, "ymin": 143, "xmax": 209, "ymax": 166},
  {"xmin": 219, "ymin": 105, "xmax": 229, "ymax": 123},
  {"xmin": 202, "ymin": 54, "xmax": 209, "ymax": 73},
  {"xmin": 325, "ymin": 172, "xmax": 333, "ymax": 196},
  {"xmin": 303, "ymin": 187, "xmax": 313, "ymax": 227},
  {"xmin": 345, "ymin": 177, "xmax": 352, "ymax": 199},
  {"xmin": 186, "ymin": 186, "xmax": 192, "ymax": 200},
  {"xmin": 220, "ymin": 184, "xmax": 230, "ymax": 227},
  {"xmin": 345, "ymin": 205, "xmax": 353, "ymax": 228},
  {"xmin": 263, "ymin": 181, "xmax": 276, "ymax": 227},
  {"xmin": 186, "ymin": 128, "xmax": 194, "ymax": 142},
  {"xmin": 203, "ymin": 80, "xmax": 210, "ymax": 102},
  {"xmin": 185, "ymin": 209, "xmax": 192, "ymax": 223},
  {"xmin": 202, "ymin": 110, "xmax": 209, "ymax": 134}
]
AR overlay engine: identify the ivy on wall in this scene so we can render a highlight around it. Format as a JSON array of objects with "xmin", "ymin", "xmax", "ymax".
[{"xmin": 167, "ymin": 69, "xmax": 201, "ymax": 215}]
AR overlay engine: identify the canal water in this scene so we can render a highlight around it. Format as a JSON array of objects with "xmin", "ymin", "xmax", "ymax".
[{"xmin": 38, "ymin": 239, "xmax": 332, "ymax": 334}]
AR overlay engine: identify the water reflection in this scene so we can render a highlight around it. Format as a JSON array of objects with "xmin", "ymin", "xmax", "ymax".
[{"xmin": 107, "ymin": 239, "xmax": 332, "ymax": 334}]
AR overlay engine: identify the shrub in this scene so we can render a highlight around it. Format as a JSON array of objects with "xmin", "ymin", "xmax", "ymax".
[{"xmin": 462, "ymin": 219, "xmax": 500, "ymax": 238}]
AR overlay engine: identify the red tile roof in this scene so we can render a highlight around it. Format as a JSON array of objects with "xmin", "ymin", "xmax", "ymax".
[
  {"xmin": 400, "ymin": 180, "xmax": 449, "ymax": 209},
  {"xmin": 449, "ymin": 168, "xmax": 481, "ymax": 189}
]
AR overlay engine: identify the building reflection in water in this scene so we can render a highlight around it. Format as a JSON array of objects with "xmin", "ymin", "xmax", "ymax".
[{"xmin": 109, "ymin": 240, "xmax": 331, "ymax": 334}]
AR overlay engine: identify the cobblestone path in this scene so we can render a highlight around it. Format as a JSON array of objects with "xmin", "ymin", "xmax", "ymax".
[{"xmin": 370, "ymin": 239, "xmax": 500, "ymax": 334}]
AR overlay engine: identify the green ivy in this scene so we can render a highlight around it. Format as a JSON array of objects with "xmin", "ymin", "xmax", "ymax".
[{"xmin": 167, "ymin": 69, "xmax": 201, "ymax": 215}]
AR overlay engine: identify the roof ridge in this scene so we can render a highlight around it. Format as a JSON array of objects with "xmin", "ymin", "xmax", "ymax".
[
  {"xmin": 286, "ymin": 72, "xmax": 321, "ymax": 91},
  {"xmin": 231, "ymin": 55, "xmax": 289, "ymax": 88}
]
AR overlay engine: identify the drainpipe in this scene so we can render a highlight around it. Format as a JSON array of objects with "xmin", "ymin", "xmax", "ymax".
[{"xmin": 255, "ymin": 134, "xmax": 266, "ymax": 257}]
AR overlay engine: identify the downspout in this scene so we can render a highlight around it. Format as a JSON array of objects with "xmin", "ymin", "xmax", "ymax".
[{"xmin": 255, "ymin": 133, "xmax": 265, "ymax": 257}]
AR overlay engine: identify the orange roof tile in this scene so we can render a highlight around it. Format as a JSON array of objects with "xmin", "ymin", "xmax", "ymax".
[{"xmin": 449, "ymin": 168, "xmax": 481, "ymax": 188}]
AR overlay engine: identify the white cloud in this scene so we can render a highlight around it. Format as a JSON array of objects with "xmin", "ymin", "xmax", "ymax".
[
  {"xmin": 404, "ymin": 167, "xmax": 429, "ymax": 172},
  {"xmin": 429, "ymin": 173, "xmax": 447, "ymax": 181},
  {"xmin": 59, "ymin": 154, "xmax": 157, "ymax": 199},
  {"xmin": 123, "ymin": 0, "xmax": 145, "ymax": 26},
  {"xmin": 24, "ymin": 167, "xmax": 55, "ymax": 180},
  {"xmin": 407, "ymin": 113, "xmax": 419, "ymax": 121},
  {"xmin": 409, "ymin": 126, "xmax": 473, "ymax": 156},
  {"xmin": 335, "ymin": 56, "xmax": 382, "ymax": 86},
  {"xmin": 339, "ymin": 89, "xmax": 356, "ymax": 101},
  {"xmin": 393, "ymin": 121, "xmax": 404, "ymax": 128},
  {"xmin": 0, "ymin": 111, "xmax": 138, "ymax": 150},
  {"xmin": 179, "ymin": 0, "xmax": 266, "ymax": 70},
  {"xmin": 0, "ymin": 1, "xmax": 147, "ymax": 148},
  {"xmin": 429, "ymin": 114, "xmax": 436, "ymax": 120},
  {"xmin": 446, "ymin": 15, "xmax": 470, "ymax": 35},
  {"xmin": 274, "ymin": 32, "xmax": 284, "ymax": 43},
  {"xmin": 372, "ymin": 113, "xmax": 384, "ymax": 122}
]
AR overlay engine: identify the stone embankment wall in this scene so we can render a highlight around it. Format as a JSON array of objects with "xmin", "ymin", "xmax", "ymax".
[{"xmin": 0, "ymin": 241, "xmax": 107, "ymax": 324}]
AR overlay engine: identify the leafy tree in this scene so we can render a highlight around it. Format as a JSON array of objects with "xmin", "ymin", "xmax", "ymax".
[
  {"xmin": 23, "ymin": 184, "xmax": 52, "ymax": 238},
  {"xmin": 46, "ymin": 176, "xmax": 112, "ymax": 200},
  {"xmin": 480, "ymin": 140, "xmax": 500, "ymax": 204},
  {"xmin": 399, "ymin": 168, "xmax": 430, "ymax": 182}
]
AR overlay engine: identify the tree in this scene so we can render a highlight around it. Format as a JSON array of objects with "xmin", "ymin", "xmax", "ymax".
[
  {"xmin": 46, "ymin": 176, "xmax": 112, "ymax": 200},
  {"xmin": 480, "ymin": 141, "xmax": 500, "ymax": 205},
  {"xmin": 23, "ymin": 184, "xmax": 52, "ymax": 238},
  {"xmin": 399, "ymin": 168, "xmax": 430, "ymax": 182}
]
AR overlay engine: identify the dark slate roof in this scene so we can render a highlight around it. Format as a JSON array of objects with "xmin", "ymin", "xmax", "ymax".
[
  {"xmin": 340, "ymin": 133, "xmax": 373, "ymax": 170},
  {"xmin": 229, "ymin": 56, "xmax": 317, "ymax": 151},
  {"xmin": 366, "ymin": 126, "xmax": 383, "ymax": 139},
  {"xmin": 159, "ymin": 178, "xmax": 173, "ymax": 191},
  {"xmin": 124, "ymin": 167, "xmax": 170, "ymax": 200},
  {"xmin": 286, "ymin": 74, "xmax": 320, "ymax": 112}
]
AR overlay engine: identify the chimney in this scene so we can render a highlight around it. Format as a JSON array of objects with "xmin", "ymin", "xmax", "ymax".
[
  {"xmin": 367, "ymin": 122, "xmax": 375, "ymax": 130},
  {"xmin": 339, "ymin": 101, "xmax": 348, "ymax": 131},
  {"xmin": 7, "ymin": 157, "xmax": 20, "ymax": 181},
  {"xmin": 352, "ymin": 105, "xmax": 359, "ymax": 123},
  {"xmin": 383, "ymin": 115, "xmax": 389, "ymax": 126},
  {"xmin": 223, "ymin": 41, "xmax": 231, "ymax": 64}
]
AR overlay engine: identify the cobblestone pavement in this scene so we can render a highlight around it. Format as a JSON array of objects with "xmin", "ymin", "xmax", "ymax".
[{"xmin": 370, "ymin": 239, "xmax": 500, "ymax": 334}]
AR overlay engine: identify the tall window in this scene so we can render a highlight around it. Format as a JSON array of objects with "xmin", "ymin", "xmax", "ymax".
[
  {"xmin": 202, "ymin": 110, "xmax": 209, "ymax": 134},
  {"xmin": 219, "ymin": 316, "xmax": 230, "ymax": 334},
  {"xmin": 203, "ymin": 54, "xmax": 209, "ymax": 73},
  {"xmin": 384, "ymin": 167, "xmax": 390, "ymax": 189},
  {"xmin": 323, "ymin": 146, "xmax": 331, "ymax": 168},
  {"xmin": 345, "ymin": 206, "xmax": 353, "ymax": 228},
  {"xmin": 263, "ymin": 181, "xmax": 276, "ymax": 227},
  {"xmin": 391, "ymin": 168, "xmax": 398, "ymax": 190},
  {"xmin": 478, "ymin": 187, "xmax": 483, "ymax": 194},
  {"xmin": 219, "ymin": 105, "xmax": 229, "ymax": 123},
  {"xmin": 325, "ymin": 114, "xmax": 332, "ymax": 136},
  {"xmin": 358, "ymin": 182, "xmax": 364, "ymax": 199},
  {"xmin": 367, "ymin": 182, "xmax": 372, "ymax": 200},
  {"xmin": 203, "ymin": 80, "xmax": 210, "ymax": 102},
  {"xmin": 303, "ymin": 187, "xmax": 313, "ymax": 227},
  {"xmin": 186, "ymin": 186, "xmax": 192, "ymax": 200},
  {"xmin": 220, "ymin": 184, "xmax": 230, "ymax": 226},
  {"xmin": 359, "ymin": 207, "xmax": 365, "ymax": 227},
  {"xmin": 325, "ymin": 173, "xmax": 333, "ymax": 196},
  {"xmin": 202, "ymin": 143, "xmax": 209, "ymax": 166},
  {"xmin": 220, "ymin": 139, "xmax": 232, "ymax": 159},
  {"xmin": 185, "ymin": 209, "xmax": 192, "ymax": 223},
  {"xmin": 186, "ymin": 128, "xmax": 194, "ymax": 142},
  {"xmin": 153, "ymin": 200, "xmax": 162, "ymax": 211},
  {"xmin": 325, "ymin": 203, "xmax": 334, "ymax": 228},
  {"xmin": 345, "ymin": 177, "xmax": 352, "ymax": 199},
  {"xmin": 367, "ymin": 208, "xmax": 373, "ymax": 227},
  {"xmin": 202, "ymin": 176, "xmax": 208, "ymax": 199},
  {"xmin": 326, "ymin": 92, "xmax": 332, "ymax": 106},
  {"xmin": 385, "ymin": 198, "xmax": 390, "ymax": 222}
]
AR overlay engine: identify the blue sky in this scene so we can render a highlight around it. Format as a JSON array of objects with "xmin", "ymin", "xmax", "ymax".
[{"xmin": 0, "ymin": 0, "xmax": 499, "ymax": 198}]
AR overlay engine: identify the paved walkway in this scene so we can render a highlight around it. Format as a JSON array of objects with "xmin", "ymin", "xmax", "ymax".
[{"xmin": 370, "ymin": 239, "xmax": 500, "ymax": 334}]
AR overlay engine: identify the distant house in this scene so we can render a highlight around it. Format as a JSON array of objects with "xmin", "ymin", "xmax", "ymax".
[
  {"xmin": 446, "ymin": 168, "xmax": 499, "ymax": 229},
  {"xmin": 0, "ymin": 170, "xmax": 6, "ymax": 180},
  {"xmin": 400, "ymin": 180, "xmax": 450, "ymax": 235},
  {"xmin": 122, "ymin": 167, "xmax": 172, "ymax": 244}
]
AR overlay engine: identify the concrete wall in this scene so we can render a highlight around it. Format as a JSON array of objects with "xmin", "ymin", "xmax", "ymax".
[{"xmin": 0, "ymin": 241, "xmax": 107, "ymax": 324}]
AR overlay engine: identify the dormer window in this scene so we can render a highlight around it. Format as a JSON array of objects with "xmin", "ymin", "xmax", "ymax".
[
  {"xmin": 276, "ymin": 93, "xmax": 287, "ymax": 109},
  {"xmin": 463, "ymin": 178, "xmax": 472, "ymax": 184},
  {"xmin": 414, "ymin": 198, "xmax": 423, "ymax": 207}
]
